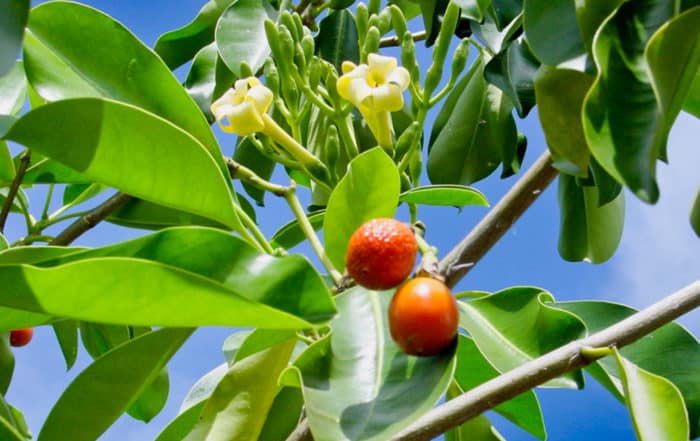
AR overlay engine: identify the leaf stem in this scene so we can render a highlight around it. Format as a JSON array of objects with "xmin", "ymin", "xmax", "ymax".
[
  {"xmin": 0, "ymin": 149, "xmax": 31, "ymax": 234},
  {"xmin": 41, "ymin": 183, "xmax": 55, "ymax": 221},
  {"xmin": 234, "ymin": 203, "xmax": 274, "ymax": 254},
  {"xmin": 284, "ymin": 181, "xmax": 342, "ymax": 285}
]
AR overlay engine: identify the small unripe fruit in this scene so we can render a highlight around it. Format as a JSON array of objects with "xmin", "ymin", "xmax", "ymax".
[
  {"xmin": 346, "ymin": 218, "xmax": 417, "ymax": 290},
  {"xmin": 10, "ymin": 328, "xmax": 33, "ymax": 347},
  {"xmin": 389, "ymin": 277, "xmax": 458, "ymax": 356}
]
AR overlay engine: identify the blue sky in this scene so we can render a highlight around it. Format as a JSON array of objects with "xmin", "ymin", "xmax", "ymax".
[{"xmin": 5, "ymin": 1, "xmax": 700, "ymax": 440}]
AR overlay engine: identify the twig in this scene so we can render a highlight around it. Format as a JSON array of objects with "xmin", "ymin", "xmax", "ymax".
[
  {"xmin": 0, "ymin": 150, "xmax": 31, "ymax": 233},
  {"xmin": 391, "ymin": 279, "xmax": 700, "ymax": 440},
  {"xmin": 380, "ymin": 31, "xmax": 427, "ymax": 48},
  {"xmin": 439, "ymin": 150, "xmax": 558, "ymax": 287},
  {"xmin": 50, "ymin": 192, "xmax": 131, "ymax": 246}
]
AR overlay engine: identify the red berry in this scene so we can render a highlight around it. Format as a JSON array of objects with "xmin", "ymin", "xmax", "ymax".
[
  {"xmin": 388, "ymin": 277, "xmax": 459, "ymax": 356},
  {"xmin": 10, "ymin": 328, "xmax": 33, "ymax": 347},
  {"xmin": 346, "ymin": 218, "xmax": 418, "ymax": 290}
]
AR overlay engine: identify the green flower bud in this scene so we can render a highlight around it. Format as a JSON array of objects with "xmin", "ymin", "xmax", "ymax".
[
  {"xmin": 355, "ymin": 3, "xmax": 369, "ymax": 48},
  {"xmin": 323, "ymin": 125, "xmax": 341, "ymax": 181},
  {"xmin": 239, "ymin": 61, "xmax": 254, "ymax": 78},
  {"xmin": 395, "ymin": 121, "xmax": 421, "ymax": 159},
  {"xmin": 302, "ymin": 34, "xmax": 315, "ymax": 64},
  {"xmin": 308, "ymin": 57, "xmax": 323, "ymax": 89},
  {"xmin": 294, "ymin": 42, "xmax": 307, "ymax": 72},
  {"xmin": 401, "ymin": 31, "xmax": 420, "ymax": 83},
  {"xmin": 362, "ymin": 26, "xmax": 381, "ymax": 61},
  {"xmin": 388, "ymin": 5, "xmax": 408, "ymax": 41},
  {"xmin": 264, "ymin": 59, "xmax": 280, "ymax": 95},
  {"xmin": 280, "ymin": 11, "xmax": 301, "ymax": 42}
]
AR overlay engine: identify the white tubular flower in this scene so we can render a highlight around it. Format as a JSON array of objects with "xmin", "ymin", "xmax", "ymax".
[
  {"xmin": 337, "ymin": 54, "xmax": 410, "ymax": 148},
  {"xmin": 211, "ymin": 77, "xmax": 273, "ymax": 136}
]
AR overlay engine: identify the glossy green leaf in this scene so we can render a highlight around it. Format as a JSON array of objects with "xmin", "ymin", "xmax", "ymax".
[
  {"xmin": 0, "ymin": 0, "xmax": 29, "ymax": 76},
  {"xmin": 155, "ymin": 402, "xmax": 205, "ymax": 441},
  {"xmin": 0, "ymin": 307, "xmax": 53, "ymax": 331},
  {"xmin": 684, "ymin": 66, "xmax": 700, "ymax": 118},
  {"xmin": 523, "ymin": 0, "xmax": 585, "ymax": 64},
  {"xmin": 23, "ymin": 1, "xmax": 223, "ymax": 170},
  {"xmin": 0, "ymin": 61, "xmax": 26, "ymax": 115},
  {"xmin": 428, "ymin": 56, "xmax": 518, "ymax": 185},
  {"xmin": 30, "ymin": 227, "xmax": 336, "ymax": 326},
  {"xmin": 0, "ymin": 334, "xmax": 14, "ymax": 395},
  {"xmin": 491, "ymin": 0, "xmax": 523, "ymax": 29},
  {"xmin": 270, "ymin": 211, "xmax": 325, "ymax": 250},
  {"xmin": 234, "ymin": 329, "xmax": 297, "ymax": 363},
  {"xmin": 38, "ymin": 328, "xmax": 192, "ymax": 441},
  {"xmin": 471, "ymin": 11, "xmax": 523, "ymax": 54},
  {"xmin": 400, "ymin": 185, "xmax": 489, "ymax": 207},
  {"xmin": 215, "ymin": 0, "xmax": 277, "ymax": 76},
  {"xmin": 62, "ymin": 183, "xmax": 106, "ymax": 208},
  {"xmin": 80, "ymin": 322, "xmax": 130, "ymax": 360},
  {"xmin": 4, "ymin": 98, "xmax": 242, "ymax": 231},
  {"xmin": 420, "ymin": 0, "xmax": 449, "ymax": 46},
  {"xmin": 184, "ymin": 43, "xmax": 235, "ymax": 123},
  {"xmin": 0, "ymin": 186, "xmax": 29, "ymax": 215},
  {"xmin": 613, "ymin": 348, "xmax": 689, "ymax": 441},
  {"xmin": 222, "ymin": 331, "xmax": 254, "ymax": 365},
  {"xmin": 484, "ymin": 37, "xmax": 539, "ymax": 118},
  {"xmin": 454, "ymin": 0, "xmax": 492, "ymax": 22},
  {"xmin": 0, "ymin": 245, "xmax": 85, "ymax": 265},
  {"xmin": 323, "ymin": 148, "xmax": 400, "ymax": 270},
  {"xmin": 316, "ymin": 10, "xmax": 360, "ymax": 74},
  {"xmin": 107, "ymin": 198, "xmax": 227, "ymax": 231},
  {"xmin": 459, "ymin": 286, "xmax": 586, "ymax": 389},
  {"xmin": 0, "ymin": 415, "xmax": 23, "ymax": 441},
  {"xmin": 692, "ymin": 188, "xmax": 700, "ymax": 237},
  {"xmin": 22, "ymin": 155, "xmax": 92, "ymax": 185},
  {"xmin": 155, "ymin": 0, "xmax": 236, "ymax": 70},
  {"xmin": 258, "ymin": 387, "xmax": 304, "ymax": 441},
  {"xmin": 0, "ymin": 234, "xmax": 8, "ymax": 252},
  {"xmin": 534, "ymin": 66, "xmax": 594, "ymax": 176},
  {"xmin": 288, "ymin": 287, "xmax": 457, "ymax": 441},
  {"xmin": 181, "ymin": 363, "xmax": 229, "ymax": 413},
  {"xmin": 557, "ymin": 173, "xmax": 625, "ymax": 263},
  {"xmin": 53, "ymin": 320, "xmax": 78, "ymax": 370},
  {"xmin": 128, "ymin": 366, "xmax": 169, "ymax": 423},
  {"xmin": 445, "ymin": 386, "xmax": 505, "ymax": 441},
  {"xmin": 555, "ymin": 301, "xmax": 700, "ymax": 438},
  {"xmin": 184, "ymin": 338, "xmax": 296, "ymax": 441},
  {"xmin": 582, "ymin": 1, "xmax": 684, "ymax": 203},
  {"xmin": 574, "ymin": 0, "xmax": 624, "ymax": 53},
  {"xmin": 454, "ymin": 335, "xmax": 545, "ymax": 439},
  {"xmin": 0, "ymin": 142, "xmax": 14, "ymax": 185}
]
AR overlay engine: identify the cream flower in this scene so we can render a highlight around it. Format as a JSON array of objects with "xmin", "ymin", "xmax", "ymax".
[
  {"xmin": 211, "ymin": 77, "xmax": 273, "ymax": 136},
  {"xmin": 337, "ymin": 54, "xmax": 410, "ymax": 148}
]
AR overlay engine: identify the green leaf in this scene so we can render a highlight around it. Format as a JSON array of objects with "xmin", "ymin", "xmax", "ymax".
[
  {"xmin": 27, "ymin": 227, "xmax": 336, "ymax": 327},
  {"xmin": 22, "ymin": 155, "xmax": 92, "ymax": 185},
  {"xmin": 38, "ymin": 328, "xmax": 192, "ymax": 441},
  {"xmin": 222, "ymin": 331, "xmax": 254, "ymax": 365},
  {"xmin": 53, "ymin": 320, "xmax": 78, "ymax": 370},
  {"xmin": 184, "ymin": 338, "xmax": 296, "ymax": 441},
  {"xmin": 534, "ymin": 66, "xmax": 594, "ymax": 176},
  {"xmin": 0, "ymin": 234, "xmax": 7, "ymax": 252},
  {"xmin": 491, "ymin": 0, "xmax": 523, "ymax": 30},
  {"xmin": 0, "ymin": 186, "xmax": 29, "ymax": 215},
  {"xmin": 155, "ymin": 0, "xmax": 236, "ymax": 70},
  {"xmin": 684, "ymin": 65, "xmax": 700, "ymax": 118},
  {"xmin": 258, "ymin": 387, "xmax": 304, "ymax": 441},
  {"xmin": 613, "ymin": 348, "xmax": 689, "ymax": 441},
  {"xmin": 155, "ymin": 402, "xmax": 205, "ymax": 441},
  {"xmin": 289, "ymin": 287, "xmax": 456, "ymax": 441},
  {"xmin": 180, "ymin": 363, "xmax": 229, "ymax": 412},
  {"xmin": 4, "ymin": 98, "xmax": 242, "ymax": 231},
  {"xmin": 420, "ymin": 0, "xmax": 449, "ymax": 46},
  {"xmin": 234, "ymin": 329, "xmax": 297, "ymax": 363},
  {"xmin": 484, "ymin": 37, "xmax": 539, "ymax": 118},
  {"xmin": 428, "ymin": 56, "xmax": 518, "ymax": 185},
  {"xmin": 388, "ymin": 0, "xmax": 421, "ymax": 21},
  {"xmin": 0, "ymin": 245, "xmax": 86, "ymax": 265},
  {"xmin": 471, "ymin": 10, "xmax": 523, "ymax": 54},
  {"xmin": 557, "ymin": 173, "xmax": 625, "ymax": 263},
  {"xmin": 323, "ymin": 148, "xmax": 400, "ymax": 270},
  {"xmin": 399, "ymin": 185, "xmax": 489, "ymax": 208},
  {"xmin": 574, "ymin": 0, "xmax": 625, "ymax": 54},
  {"xmin": 316, "ymin": 10, "xmax": 360, "ymax": 74},
  {"xmin": 215, "ymin": 0, "xmax": 277, "ymax": 76},
  {"xmin": 0, "ymin": 0, "xmax": 29, "ymax": 76},
  {"xmin": 0, "ymin": 306, "xmax": 53, "ymax": 331},
  {"xmin": 0, "ymin": 415, "xmax": 23, "ymax": 441},
  {"xmin": 23, "ymin": 1, "xmax": 227, "ymax": 178},
  {"xmin": 523, "ymin": 0, "xmax": 585, "ymax": 64},
  {"xmin": 0, "ymin": 61, "xmax": 26, "ymax": 115},
  {"xmin": 107, "ymin": 198, "xmax": 227, "ymax": 231},
  {"xmin": 454, "ymin": 0, "xmax": 493, "ymax": 22},
  {"xmin": 80, "ymin": 322, "xmax": 131, "ymax": 360},
  {"xmin": 184, "ymin": 43, "xmax": 235, "ymax": 123},
  {"xmin": 0, "ymin": 334, "xmax": 14, "ymax": 395},
  {"xmin": 453, "ymin": 335, "xmax": 545, "ymax": 439},
  {"xmin": 458, "ymin": 286, "xmax": 586, "ymax": 389},
  {"xmin": 692, "ymin": 187, "xmax": 700, "ymax": 237},
  {"xmin": 582, "ymin": 1, "xmax": 688, "ymax": 203},
  {"xmin": 128, "ymin": 365, "xmax": 169, "ymax": 423},
  {"xmin": 270, "ymin": 211, "xmax": 325, "ymax": 250},
  {"xmin": 554, "ymin": 300, "xmax": 700, "ymax": 438}
]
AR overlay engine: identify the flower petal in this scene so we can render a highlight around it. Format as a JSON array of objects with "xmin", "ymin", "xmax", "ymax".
[
  {"xmin": 368, "ymin": 53, "xmax": 398, "ymax": 76},
  {"xmin": 246, "ymin": 84, "xmax": 273, "ymax": 113},
  {"xmin": 215, "ymin": 101, "xmax": 265, "ymax": 135},
  {"xmin": 386, "ymin": 66, "xmax": 410, "ymax": 90},
  {"xmin": 371, "ymin": 84, "xmax": 404, "ymax": 112}
]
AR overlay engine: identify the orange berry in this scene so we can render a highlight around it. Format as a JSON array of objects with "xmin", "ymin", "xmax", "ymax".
[
  {"xmin": 388, "ymin": 277, "xmax": 458, "ymax": 356},
  {"xmin": 10, "ymin": 328, "xmax": 33, "ymax": 348},
  {"xmin": 346, "ymin": 218, "xmax": 417, "ymax": 290}
]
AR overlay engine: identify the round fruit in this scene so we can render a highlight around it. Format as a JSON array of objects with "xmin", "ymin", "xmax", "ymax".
[
  {"xmin": 388, "ymin": 277, "xmax": 458, "ymax": 356},
  {"xmin": 346, "ymin": 218, "xmax": 418, "ymax": 290},
  {"xmin": 10, "ymin": 328, "xmax": 33, "ymax": 348}
]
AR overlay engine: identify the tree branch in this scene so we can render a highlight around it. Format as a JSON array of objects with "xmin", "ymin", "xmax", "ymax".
[
  {"xmin": 439, "ymin": 150, "xmax": 558, "ymax": 287},
  {"xmin": 0, "ymin": 150, "xmax": 31, "ymax": 233},
  {"xmin": 391, "ymin": 280, "xmax": 700, "ymax": 440},
  {"xmin": 380, "ymin": 31, "xmax": 427, "ymax": 48},
  {"xmin": 50, "ymin": 192, "xmax": 131, "ymax": 246}
]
